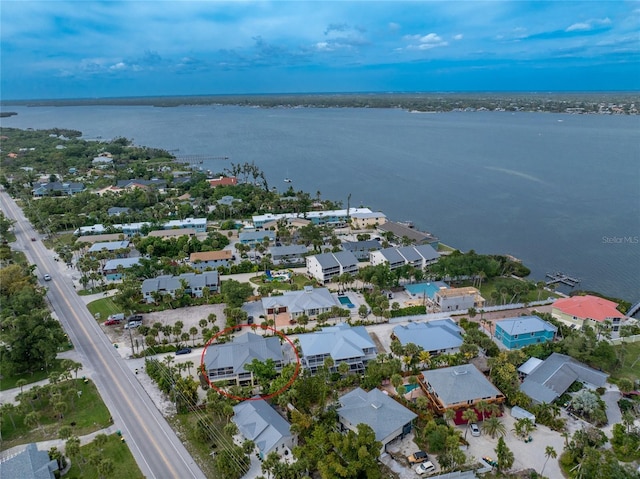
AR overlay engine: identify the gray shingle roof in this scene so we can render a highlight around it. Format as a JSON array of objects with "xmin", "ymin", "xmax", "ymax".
[
  {"xmin": 520, "ymin": 352, "xmax": 609, "ymax": 404},
  {"xmin": 397, "ymin": 246, "xmax": 422, "ymax": 263},
  {"xmin": 141, "ymin": 271, "xmax": 218, "ymax": 294},
  {"xmin": 414, "ymin": 244, "xmax": 440, "ymax": 261},
  {"xmin": 269, "ymin": 245, "xmax": 308, "ymax": 256},
  {"xmin": 332, "ymin": 251, "xmax": 359, "ymax": 268},
  {"xmin": 103, "ymin": 257, "xmax": 141, "ymax": 271},
  {"xmin": 297, "ymin": 324, "xmax": 377, "ymax": 361},
  {"xmin": 261, "ymin": 287, "xmax": 338, "ymax": 314},
  {"xmin": 342, "ymin": 240, "xmax": 381, "ymax": 252},
  {"xmin": 421, "ymin": 365, "xmax": 503, "ymax": 406},
  {"xmin": 378, "ymin": 247, "xmax": 405, "ymax": 264},
  {"xmin": 312, "ymin": 253, "xmax": 340, "ymax": 269},
  {"xmin": 393, "ymin": 320, "xmax": 463, "ymax": 352},
  {"xmin": 0, "ymin": 443, "xmax": 58, "ymax": 479},
  {"xmin": 88, "ymin": 240, "xmax": 130, "ymax": 252},
  {"xmin": 338, "ymin": 388, "xmax": 417, "ymax": 442},
  {"xmin": 204, "ymin": 333, "xmax": 284, "ymax": 373},
  {"xmin": 233, "ymin": 398, "xmax": 291, "ymax": 455}
]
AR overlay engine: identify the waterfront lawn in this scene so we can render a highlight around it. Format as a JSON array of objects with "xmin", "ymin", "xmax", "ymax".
[
  {"xmin": 612, "ymin": 341, "xmax": 640, "ymax": 383},
  {"xmin": 470, "ymin": 277, "xmax": 559, "ymax": 306},
  {"xmin": 1, "ymin": 379, "xmax": 111, "ymax": 450},
  {"xmin": 64, "ymin": 434, "xmax": 145, "ymax": 479},
  {"xmin": 0, "ymin": 359, "xmax": 64, "ymax": 392}
]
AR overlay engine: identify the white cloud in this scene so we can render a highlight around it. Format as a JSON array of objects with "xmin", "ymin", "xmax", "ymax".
[
  {"xmin": 110, "ymin": 62, "xmax": 127, "ymax": 71},
  {"xmin": 453, "ymin": 34, "xmax": 463, "ymax": 40},
  {"xmin": 566, "ymin": 22, "xmax": 591, "ymax": 32},
  {"xmin": 403, "ymin": 32, "xmax": 448, "ymax": 50},
  {"xmin": 566, "ymin": 17, "xmax": 612, "ymax": 32}
]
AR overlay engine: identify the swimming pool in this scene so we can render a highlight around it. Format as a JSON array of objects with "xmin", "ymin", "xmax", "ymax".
[
  {"xmin": 338, "ymin": 296, "xmax": 355, "ymax": 308},
  {"xmin": 405, "ymin": 281, "xmax": 449, "ymax": 299},
  {"xmin": 404, "ymin": 383, "xmax": 420, "ymax": 393}
]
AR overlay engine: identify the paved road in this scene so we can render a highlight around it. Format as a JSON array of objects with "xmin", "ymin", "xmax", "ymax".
[{"xmin": 1, "ymin": 191, "xmax": 206, "ymax": 479}]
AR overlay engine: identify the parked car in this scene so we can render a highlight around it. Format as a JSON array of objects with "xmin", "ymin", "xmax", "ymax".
[
  {"xmin": 124, "ymin": 320, "xmax": 142, "ymax": 329},
  {"xmin": 31, "ymin": 237, "xmax": 36, "ymax": 242},
  {"xmin": 247, "ymin": 315, "xmax": 254, "ymax": 325},
  {"xmin": 43, "ymin": 274, "xmax": 52, "ymax": 281},
  {"xmin": 108, "ymin": 313, "xmax": 125, "ymax": 321},
  {"xmin": 415, "ymin": 461, "xmax": 436, "ymax": 475},
  {"xmin": 126, "ymin": 314, "xmax": 143, "ymax": 323},
  {"xmin": 407, "ymin": 451, "xmax": 428, "ymax": 464},
  {"xmin": 175, "ymin": 348, "xmax": 192, "ymax": 355},
  {"xmin": 104, "ymin": 319, "xmax": 120, "ymax": 326},
  {"xmin": 470, "ymin": 423, "xmax": 481, "ymax": 437}
]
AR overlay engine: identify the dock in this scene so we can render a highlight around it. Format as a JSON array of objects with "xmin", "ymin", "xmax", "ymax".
[{"xmin": 545, "ymin": 272, "xmax": 580, "ymax": 287}]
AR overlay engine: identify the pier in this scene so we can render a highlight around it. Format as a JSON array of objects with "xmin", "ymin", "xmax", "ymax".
[{"xmin": 545, "ymin": 272, "xmax": 581, "ymax": 287}]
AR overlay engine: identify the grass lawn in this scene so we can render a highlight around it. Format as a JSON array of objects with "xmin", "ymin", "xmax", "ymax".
[
  {"xmin": 168, "ymin": 411, "xmax": 233, "ymax": 478},
  {"xmin": 462, "ymin": 277, "xmax": 560, "ymax": 306},
  {"xmin": 0, "ymin": 359, "xmax": 63, "ymax": 391},
  {"xmin": 1, "ymin": 379, "xmax": 112, "ymax": 450},
  {"xmin": 612, "ymin": 341, "xmax": 640, "ymax": 383},
  {"xmin": 250, "ymin": 272, "xmax": 316, "ymax": 292},
  {"xmin": 64, "ymin": 433, "xmax": 145, "ymax": 479},
  {"xmin": 86, "ymin": 297, "xmax": 123, "ymax": 321}
]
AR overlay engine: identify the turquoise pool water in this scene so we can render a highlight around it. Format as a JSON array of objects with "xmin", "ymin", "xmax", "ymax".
[
  {"xmin": 338, "ymin": 296, "xmax": 355, "ymax": 308},
  {"xmin": 405, "ymin": 281, "xmax": 449, "ymax": 299},
  {"xmin": 405, "ymin": 383, "xmax": 419, "ymax": 392}
]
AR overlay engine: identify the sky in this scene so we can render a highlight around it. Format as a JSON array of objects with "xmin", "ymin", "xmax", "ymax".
[{"xmin": 1, "ymin": 1, "xmax": 639, "ymax": 100}]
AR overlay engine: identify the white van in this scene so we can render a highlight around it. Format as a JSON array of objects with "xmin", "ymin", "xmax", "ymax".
[{"xmin": 108, "ymin": 313, "xmax": 125, "ymax": 321}]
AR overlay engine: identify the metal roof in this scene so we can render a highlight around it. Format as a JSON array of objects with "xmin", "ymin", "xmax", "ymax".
[{"xmin": 422, "ymin": 365, "xmax": 503, "ymax": 406}]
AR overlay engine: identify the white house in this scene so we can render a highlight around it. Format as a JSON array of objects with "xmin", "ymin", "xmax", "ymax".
[{"xmin": 306, "ymin": 251, "xmax": 358, "ymax": 283}]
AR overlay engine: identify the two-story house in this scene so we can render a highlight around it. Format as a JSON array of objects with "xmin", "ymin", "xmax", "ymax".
[{"xmin": 306, "ymin": 251, "xmax": 359, "ymax": 283}]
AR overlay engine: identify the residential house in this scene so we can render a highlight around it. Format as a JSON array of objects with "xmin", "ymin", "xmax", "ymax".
[
  {"xmin": 216, "ymin": 195, "xmax": 242, "ymax": 207},
  {"xmin": 337, "ymin": 387, "xmax": 417, "ymax": 454},
  {"xmin": 306, "ymin": 251, "xmax": 359, "ymax": 284},
  {"xmin": 0, "ymin": 443, "xmax": 58, "ymax": 479},
  {"xmin": 342, "ymin": 240, "xmax": 382, "ymax": 261},
  {"xmin": 297, "ymin": 323, "xmax": 378, "ymax": 374},
  {"xmin": 203, "ymin": 332, "xmax": 287, "ymax": 385},
  {"xmin": 107, "ymin": 207, "xmax": 131, "ymax": 217},
  {"xmin": 552, "ymin": 294, "xmax": 626, "ymax": 332},
  {"xmin": 494, "ymin": 315, "xmax": 557, "ymax": 349},
  {"xmin": 147, "ymin": 228, "xmax": 197, "ymax": 239},
  {"xmin": 232, "ymin": 398, "xmax": 295, "ymax": 459},
  {"xmin": 87, "ymin": 240, "xmax": 130, "ymax": 257},
  {"xmin": 74, "ymin": 222, "xmax": 150, "ymax": 237},
  {"xmin": 208, "ymin": 176, "xmax": 238, "ymax": 187},
  {"xmin": 261, "ymin": 286, "xmax": 339, "ymax": 321},
  {"xmin": 269, "ymin": 245, "xmax": 308, "ymax": 265},
  {"xmin": 32, "ymin": 181, "xmax": 85, "ymax": 197},
  {"xmin": 419, "ymin": 364, "xmax": 505, "ymax": 420},
  {"xmin": 116, "ymin": 178, "xmax": 167, "ymax": 191},
  {"xmin": 369, "ymin": 244, "xmax": 439, "ymax": 270},
  {"xmin": 349, "ymin": 211, "xmax": 387, "ymax": 229},
  {"xmin": 434, "ymin": 287, "xmax": 485, "ymax": 312},
  {"xmin": 102, "ymin": 257, "xmax": 141, "ymax": 281},
  {"xmin": 519, "ymin": 352, "xmax": 609, "ymax": 405},
  {"xmin": 141, "ymin": 271, "xmax": 219, "ymax": 303},
  {"xmin": 261, "ymin": 217, "xmax": 311, "ymax": 233},
  {"xmin": 392, "ymin": 319, "xmax": 464, "ymax": 356},
  {"xmin": 239, "ymin": 230, "xmax": 276, "ymax": 246},
  {"xmin": 76, "ymin": 233, "xmax": 124, "ymax": 244},
  {"xmin": 189, "ymin": 250, "xmax": 232, "ymax": 271},
  {"xmin": 252, "ymin": 207, "xmax": 374, "ymax": 229},
  {"xmin": 376, "ymin": 221, "xmax": 439, "ymax": 246},
  {"xmin": 163, "ymin": 217, "xmax": 207, "ymax": 233}
]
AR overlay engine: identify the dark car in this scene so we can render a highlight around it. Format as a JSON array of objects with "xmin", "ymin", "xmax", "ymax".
[
  {"xmin": 31, "ymin": 237, "xmax": 36, "ymax": 242},
  {"xmin": 175, "ymin": 348, "xmax": 192, "ymax": 355},
  {"xmin": 407, "ymin": 451, "xmax": 428, "ymax": 464},
  {"xmin": 127, "ymin": 314, "xmax": 143, "ymax": 322}
]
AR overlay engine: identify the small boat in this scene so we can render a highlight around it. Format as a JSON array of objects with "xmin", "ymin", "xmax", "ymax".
[{"xmin": 284, "ymin": 178, "xmax": 292, "ymax": 183}]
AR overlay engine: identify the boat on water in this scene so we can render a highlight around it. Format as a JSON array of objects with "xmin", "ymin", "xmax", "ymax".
[{"xmin": 284, "ymin": 178, "xmax": 292, "ymax": 183}]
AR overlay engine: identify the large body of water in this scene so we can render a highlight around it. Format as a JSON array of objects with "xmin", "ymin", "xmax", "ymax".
[{"xmin": 2, "ymin": 105, "xmax": 639, "ymax": 302}]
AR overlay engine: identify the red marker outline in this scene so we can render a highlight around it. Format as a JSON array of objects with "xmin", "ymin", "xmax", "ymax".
[{"xmin": 199, "ymin": 324, "xmax": 300, "ymax": 401}]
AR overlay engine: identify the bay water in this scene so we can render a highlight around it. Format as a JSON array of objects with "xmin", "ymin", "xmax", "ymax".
[{"xmin": 2, "ymin": 105, "xmax": 639, "ymax": 302}]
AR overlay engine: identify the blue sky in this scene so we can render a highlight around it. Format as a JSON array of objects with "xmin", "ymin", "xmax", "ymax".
[{"xmin": 1, "ymin": 1, "xmax": 639, "ymax": 99}]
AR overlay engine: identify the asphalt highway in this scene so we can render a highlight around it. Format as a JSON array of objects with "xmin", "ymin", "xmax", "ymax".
[{"xmin": 1, "ymin": 190, "xmax": 206, "ymax": 479}]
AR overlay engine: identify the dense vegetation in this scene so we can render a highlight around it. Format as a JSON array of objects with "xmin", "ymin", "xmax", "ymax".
[{"xmin": 3, "ymin": 92, "xmax": 639, "ymax": 114}]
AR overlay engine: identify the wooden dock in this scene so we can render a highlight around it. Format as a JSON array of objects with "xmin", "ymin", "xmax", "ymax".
[{"xmin": 545, "ymin": 272, "xmax": 580, "ymax": 287}]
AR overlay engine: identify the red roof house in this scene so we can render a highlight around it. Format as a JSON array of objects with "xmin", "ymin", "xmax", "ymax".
[
  {"xmin": 208, "ymin": 176, "xmax": 237, "ymax": 187},
  {"xmin": 552, "ymin": 295, "xmax": 626, "ymax": 330}
]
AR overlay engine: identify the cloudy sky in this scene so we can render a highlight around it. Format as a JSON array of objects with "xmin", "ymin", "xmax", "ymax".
[{"xmin": 1, "ymin": 1, "xmax": 638, "ymax": 100}]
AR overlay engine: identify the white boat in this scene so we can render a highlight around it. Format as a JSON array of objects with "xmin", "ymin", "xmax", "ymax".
[{"xmin": 284, "ymin": 177, "xmax": 292, "ymax": 183}]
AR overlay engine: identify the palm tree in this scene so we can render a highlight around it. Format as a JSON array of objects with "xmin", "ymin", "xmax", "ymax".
[
  {"xmin": 443, "ymin": 409, "xmax": 456, "ymax": 426},
  {"xmin": 461, "ymin": 409, "xmax": 478, "ymax": 440},
  {"xmin": 541, "ymin": 445, "xmax": 557, "ymax": 476},
  {"xmin": 482, "ymin": 416, "xmax": 507, "ymax": 438}
]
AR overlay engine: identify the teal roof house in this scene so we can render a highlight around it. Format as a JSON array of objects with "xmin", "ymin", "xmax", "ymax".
[{"xmin": 495, "ymin": 315, "xmax": 557, "ymax": 349}]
